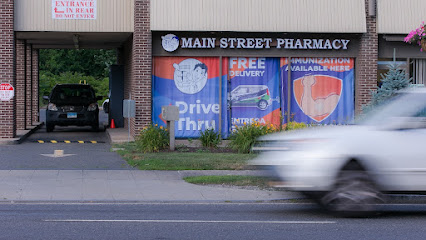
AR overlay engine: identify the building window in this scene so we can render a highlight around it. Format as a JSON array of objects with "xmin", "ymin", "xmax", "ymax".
[{"xmin": 410, "ymin": 59, "xmax": 426, "ymax": 85}]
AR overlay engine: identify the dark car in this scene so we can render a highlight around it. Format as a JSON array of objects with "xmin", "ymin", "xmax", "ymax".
[{"xmin": 43, "ymin": 84, "xmax": 102, "ymax": 132}]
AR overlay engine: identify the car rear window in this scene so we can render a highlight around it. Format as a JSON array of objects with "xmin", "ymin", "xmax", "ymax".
[{"xmin": 51, "ymin": 86, "xmax": 95, "ymax": 103}]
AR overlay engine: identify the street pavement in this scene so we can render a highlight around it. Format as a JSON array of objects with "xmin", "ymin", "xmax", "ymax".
[
  {"xmin": 0, "ymin": 126, "xmax": 300, "ymax": 203},
  {"xmin": 0, "ymin": 169, "xmax": 299, "ymax": 202}
]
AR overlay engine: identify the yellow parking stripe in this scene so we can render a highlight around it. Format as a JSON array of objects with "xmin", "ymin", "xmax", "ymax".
[{"xmin": 36, "ymin": 140, "xmax": 103, "ymax": 144}]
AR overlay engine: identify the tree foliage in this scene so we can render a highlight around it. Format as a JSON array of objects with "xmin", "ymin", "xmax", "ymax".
[
  {"xmin": 363, "ymin": 63, "xmax": 411, "ymax": 112},
  {"xmin": 39, "ymin": 49, "xmax": 116, "ymax": 78},
  {"xmin": 39, "ymin": 49, "xmax": 116, "ymax": 105}
]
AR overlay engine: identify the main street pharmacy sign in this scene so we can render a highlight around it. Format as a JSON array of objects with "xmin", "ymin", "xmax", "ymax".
[
  {"xmin": 52, "ymin": 0, "xmax": 97, "ymax": 20},
  {"xmin": 161, "ymin": 34, "xmax": 350, "ymax": 52}
]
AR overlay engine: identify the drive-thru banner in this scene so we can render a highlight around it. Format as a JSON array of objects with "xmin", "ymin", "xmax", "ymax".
[
  {"xmin": 229, "ymin": 57, "xmax": 281, "ymax": 129},
  {"xmin": 281, "ymin": 57, "xmax": 355, "ymax": 124},
  {"xmin": 153, "ymin": 57, "xmax": 228, "ymax": 138}
]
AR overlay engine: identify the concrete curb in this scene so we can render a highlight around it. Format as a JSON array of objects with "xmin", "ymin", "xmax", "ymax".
[{"xmin": 0, "ymin": 122, "xmax": 44, "ymax": 145}]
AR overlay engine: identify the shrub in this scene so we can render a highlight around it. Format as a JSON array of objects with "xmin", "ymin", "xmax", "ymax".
[
  {"xmin": 283, "ymin": 121, "xmax": 307, "ymax": 131},
  {"xmin": 136, "ymin": 124, "xmax": 169, "ymax": 153},
  {"xmin": 199, "ymin": 128, "xmax": 221, "ymax": 148},
  {"xmin": 228, "ymin": 122, "xmax": 277, "ymax": 154}
]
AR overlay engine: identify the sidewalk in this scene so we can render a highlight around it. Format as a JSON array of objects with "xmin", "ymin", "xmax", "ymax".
[
  {"xmin": 0, "ymin": 127, "xmax": 300, "ymax": 202},
  {"xmin": 0, "ymin": 170, "xmax": 300, "ymax": 202}
]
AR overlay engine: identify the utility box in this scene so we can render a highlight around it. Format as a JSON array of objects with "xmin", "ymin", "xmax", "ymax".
[
  {"xmin": 161, "ymin": 106, "xmax": 179, "ymax": 121},
  {"xmin": 161, "ymin": 105, "xmax": 179, "ymax": 151}
]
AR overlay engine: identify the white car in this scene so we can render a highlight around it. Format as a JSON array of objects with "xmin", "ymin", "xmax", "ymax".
[
  {"xmin": 251, "ymin": 88, "xmax": 426, "ymax": 216},
  {"xmin": 102, "ymin": 98, "xmax": 109, "ymax": 113}
]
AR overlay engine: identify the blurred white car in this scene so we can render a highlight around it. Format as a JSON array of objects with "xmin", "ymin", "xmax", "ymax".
[{"xmin": 251, "ymin": 88, "xmax": 426, "ymax": 216}]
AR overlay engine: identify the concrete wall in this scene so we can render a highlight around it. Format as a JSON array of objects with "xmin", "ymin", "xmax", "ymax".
[
  {"xmin": 14, "ymin": 0, "xmax": 134, "ymax": 32},
  {"xmin": 151, "ymin": 0, "xmax": 367, "ymax": 33}
]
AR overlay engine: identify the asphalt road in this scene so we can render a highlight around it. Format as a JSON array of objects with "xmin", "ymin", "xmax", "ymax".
[
  {"xmin": 1, "ymin": 202, "xmax": 426, "ymax": 240},
  {"xmin": 0, "ymin": 110, "xmax": 132, "ymax": 170}
]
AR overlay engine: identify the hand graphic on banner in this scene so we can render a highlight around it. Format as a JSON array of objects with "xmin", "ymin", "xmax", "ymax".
[{"xmin": 300, "ymin": 75, "xmax": 340, "ymax": 119}]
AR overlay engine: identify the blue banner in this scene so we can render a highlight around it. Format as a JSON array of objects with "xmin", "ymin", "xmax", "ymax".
[
  {"xmin": 153, "ymin": 57, "xmax": 228, "ymax": 138},
  {"xmin": 229, "ymin": 57, "xmax": 281, "ymax": 129},
  {"xmin": 281, "ymin": 57, "xmax": 355, "ymax": 124}
]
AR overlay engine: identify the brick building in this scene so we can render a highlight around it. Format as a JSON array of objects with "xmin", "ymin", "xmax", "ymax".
[{"xmin": 0, "ymin": 0, "xmax": 425, "ymax": 140}]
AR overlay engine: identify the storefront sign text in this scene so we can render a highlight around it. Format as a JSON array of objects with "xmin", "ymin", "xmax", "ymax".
[
  {"xmin": 162, "ymin": 34, "xmax": 351, "ymax": 52},
  {"xmin": 52, "ymin": 0, "xmax": 97, "ymax": 20}
]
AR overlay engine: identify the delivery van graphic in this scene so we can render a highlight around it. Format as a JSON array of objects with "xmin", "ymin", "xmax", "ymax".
[{"xmin": 230, "ymin": 85, "xmax": 272, "ymax": 110}]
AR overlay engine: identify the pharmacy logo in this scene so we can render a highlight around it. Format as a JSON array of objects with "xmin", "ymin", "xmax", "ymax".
[{"xmin": 162, "ymin": 34, "xmax": 179, "ymax": 52}]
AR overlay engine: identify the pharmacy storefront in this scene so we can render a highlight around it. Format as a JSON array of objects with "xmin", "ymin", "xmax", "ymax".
[{"xmin": 152, "ymin": 32, "xmax": 361, "ymax": 138}]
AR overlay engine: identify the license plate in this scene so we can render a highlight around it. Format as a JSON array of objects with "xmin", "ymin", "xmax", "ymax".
[{"xmin": 67, "ymin": 112, "xmax": 77, "ymax": 118}]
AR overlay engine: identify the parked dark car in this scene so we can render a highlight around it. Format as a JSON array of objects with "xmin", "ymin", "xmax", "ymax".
[{"xmin": 43, "ymin": 84, "xmax": 102, "ymax": 132}]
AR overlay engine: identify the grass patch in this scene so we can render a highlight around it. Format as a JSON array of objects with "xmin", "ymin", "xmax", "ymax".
[
  {"xmin": 114, "ymin": 142, "xmax": 256, "ymax": 170},
  {"xmin": 184, "ymin": 175, "xmax": 270, "ymax": 188}
]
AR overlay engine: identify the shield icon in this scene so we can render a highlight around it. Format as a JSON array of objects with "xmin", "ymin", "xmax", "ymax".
[{"xmin": 293, "ymin": 75, "xmax": 342, "ymax": 122}]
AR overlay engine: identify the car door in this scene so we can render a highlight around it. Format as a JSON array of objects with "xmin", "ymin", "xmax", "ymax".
[{"xmin": 378, "ymin": 105, "xmax": 426, "ymax": 192}]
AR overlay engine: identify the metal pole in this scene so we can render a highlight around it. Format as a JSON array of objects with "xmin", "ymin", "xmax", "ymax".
[
  {"xmin": 219, "ymin": 56, "xmax": 222, "ymax": 135},
  {"xmin": 128, "ymin": 93, "xmax": 131, "ymax": 142},
  {"xmin": 287, "ymin": 57, "xmax": 292, "ymax": 124}
]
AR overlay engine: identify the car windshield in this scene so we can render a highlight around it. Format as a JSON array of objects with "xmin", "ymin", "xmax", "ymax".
[
  {"xmin": 360, "ymin": 90, "xmax": 426, "ymax": 126},
  {"xmin": 50, "ymin": 86, "xmax": 95, "ymax": 104}
]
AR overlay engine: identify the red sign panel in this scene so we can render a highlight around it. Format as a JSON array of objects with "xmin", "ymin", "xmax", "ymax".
[{"xmin": 0, "ymin": 83, "xmax": 14, "ymax": 101}]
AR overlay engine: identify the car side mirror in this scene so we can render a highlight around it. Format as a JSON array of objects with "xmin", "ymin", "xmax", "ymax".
[{"xmin": 43, "ymin": 96, "xmax": 49, "ymax": 101}]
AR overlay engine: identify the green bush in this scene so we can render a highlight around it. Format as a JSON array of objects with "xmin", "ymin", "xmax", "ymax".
[
  {"xmin": 284, "ymin": 121, "xmax": 307, "ymax": 131},
  {"xmin": 228, "ymin": 122, "xmax": 277, "ymax": 154},
  {"xmin": 136, "ymin": 124, "xmax": 169, "ymax": 153},
  {"xmin": 199, "ymin": 128, "xmax": 221, "ymax": 148}
]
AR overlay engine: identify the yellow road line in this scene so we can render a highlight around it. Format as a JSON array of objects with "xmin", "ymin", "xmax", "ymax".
[
  {"xmin": 90, "ymin": 141, "xmax": 97, "ymax": 144},
  {"xmin": 64, "ymin": 140, "xmax": 71, "ymax": 144},
  {"xmin": 51, "ymin": 140, "xmax": 57, "ymax": 143},
  {"xmin": 78, "ymin": 141, "xmax": 84, "ymax": 144},
  {"xmin": 38, "ymin": 140, "xmax": 44, "ymax": 143}
]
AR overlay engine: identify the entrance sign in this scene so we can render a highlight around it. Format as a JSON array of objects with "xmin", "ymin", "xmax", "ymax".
[
  {"xmin": 52, "ymin": 0, "xmax": 97, "ymax": 20},
  {"xmin": 0, "ymin": 83, "xmax": 14, "ymax": 101}
]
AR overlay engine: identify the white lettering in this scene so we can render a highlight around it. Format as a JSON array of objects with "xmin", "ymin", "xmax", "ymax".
[
  {"xmin": 285, "ymin": 39, "xmax": 295, "ymax": 49},
  {"xmin": 341, "ymin": 39, "xmax": 350, "ymax": 49},
  {"xmin": 312, "ymin": 39, "xmax": 324, "ymax": 49},
  {"xmin": 255, "ymin": 38, "xmax": 263, "ymax": 49},
  {"xmin": 228, "ymin": 38, "xmax": 237, "ymax": 48},
  {"xmin": 323, "ymin": 39, "xmax": 332, "ymax": 49},
  {"xmin": 193, "ymin": 38, "xmax": 202, "ymax": 48},
  {"xmin": 276, "ymin": 38, "xmax": 285, "ymax": 49},
  {"xmin": 246, "ymin": 38, "xmax": 255, "ymax": 48},
  {"xmin": 332, "ymin": 39, "xmax": 342, "ymax": 49},
  {"xmin": 181, "ymin": 38, "xmax": 193, "ymax": 48},
  {"xmin": 237, "ymin": 38, "xmax": 246, "ymax": 48},
  {"xmin": 303, "ymin": 39, "xmax": 313, "ymax": 49},
  {"xmin": 220, "ymin": 38, "xmax": 228, "ymax": 48},
  {"xmin": 294, "ymin": 39, "xmax": 303, "ymax": 49},
  {"xmin": 175, "ymin": 101, "xmax": 220, "ymax": 114},
  {"xmin": 264, "ymin": 38, "xmax": 272, "ymax": 48}
]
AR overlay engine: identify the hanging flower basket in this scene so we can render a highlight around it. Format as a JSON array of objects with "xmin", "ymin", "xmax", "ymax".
[{"xmin": 404, "ymin": 22, "xmax": 426, "ymax": 52}]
